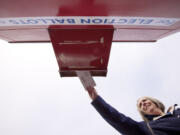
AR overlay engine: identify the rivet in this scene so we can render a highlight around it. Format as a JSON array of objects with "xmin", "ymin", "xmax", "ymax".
[
  {"xmin": 100, "ymin": 37, "xmax": 104, "ymax": 44},
  {"xmin": 101, "ymin": 58, "xmax": 103, "ymax": 64}
]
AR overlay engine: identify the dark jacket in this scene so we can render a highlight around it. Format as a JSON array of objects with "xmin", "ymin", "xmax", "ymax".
[{"xmin": 91, "ymin": 96, "xmax": 180, "ymax": 135}]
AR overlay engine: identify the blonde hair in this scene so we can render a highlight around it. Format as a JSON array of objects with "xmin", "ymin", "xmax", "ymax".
[{"xmin": 137, "ymin": 96, "xmax": 165, "ymax": 121}]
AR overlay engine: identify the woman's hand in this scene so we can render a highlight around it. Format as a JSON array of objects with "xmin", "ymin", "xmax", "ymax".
[{"xmin": 86, "ymin": 87, "xmax": 98, "ymax": 100}]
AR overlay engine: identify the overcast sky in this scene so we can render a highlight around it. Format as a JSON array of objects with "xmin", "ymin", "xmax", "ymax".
[{"xmin": 0, "ymin": 32, "xmax": 180, "ymax": 135}]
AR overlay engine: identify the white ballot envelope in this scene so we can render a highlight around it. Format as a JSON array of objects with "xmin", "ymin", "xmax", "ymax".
[{"xmin": 76, "ymin": 71, "xmax": 96, "ymax": 90}]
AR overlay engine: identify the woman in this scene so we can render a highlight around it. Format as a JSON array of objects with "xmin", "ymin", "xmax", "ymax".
[{"xmin": 87, "ymin": 87, "xmax": 180, "ymax": 135}]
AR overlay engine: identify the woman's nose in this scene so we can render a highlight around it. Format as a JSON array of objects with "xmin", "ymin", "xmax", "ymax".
[{"xmin": 142, "ymin": 102, "xmax": 147, "ymax": 106}]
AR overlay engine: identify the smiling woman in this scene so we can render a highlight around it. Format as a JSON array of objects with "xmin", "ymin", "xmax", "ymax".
[
  {"xmin": 86, "ymin": 87, "xmax": 180, "ymax": 135},
  {"xmin": 137, "ymin": 97, "xmax": 165, "ymax": 117}
]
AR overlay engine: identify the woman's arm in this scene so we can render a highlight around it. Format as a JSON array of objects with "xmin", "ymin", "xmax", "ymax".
[{"xmin": 87, "ymin": 87, "xmax": 148, "ymax": 135}]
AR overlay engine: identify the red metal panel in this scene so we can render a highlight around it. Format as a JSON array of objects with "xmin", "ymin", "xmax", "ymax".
[
  {"xmin": 0, "ymin": 29, "xmax": 50, "ymax": 42},
  {"xmin": 49, "ymin": 27, "xmax": 114, "ymax": 77},
  {"xmin": 0, "ymin": 0, "xmax": 180, "ymax": 77},
  {"xmin": 113, "ymin": 29, "xmax": 170, "ymax": 41},
  {"xmin": 0, "ymin": 0, "xmax": 180, "ymax": 42},
  {"xmin": 0, "ymin": 0, "xmax": 180, "ymax": 18}
]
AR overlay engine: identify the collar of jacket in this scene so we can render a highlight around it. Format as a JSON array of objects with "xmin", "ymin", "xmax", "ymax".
[{"xmin": 144, "ymin": 104, "xmax": 178, "ymax": 121}]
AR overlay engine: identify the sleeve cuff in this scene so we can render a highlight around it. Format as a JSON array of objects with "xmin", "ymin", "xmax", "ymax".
[{"xmin": 91, "ymin": 95, "xmax": 106, "ymax": 107}]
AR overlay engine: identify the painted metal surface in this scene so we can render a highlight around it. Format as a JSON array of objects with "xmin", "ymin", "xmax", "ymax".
[
  {"xmin": 0, "ymin": 0, "xmax": 180, "ymax": 76},
  {"xmin": 0, "ymin": 0, "xmax": 180, "ymax": 42},
  {"xmin": 49, "ymin": 27, "xmax": 114, "ymax": 76},
  {"xmin": 0, "ymin": 0, "xmax": 180, "ymax": 18}
]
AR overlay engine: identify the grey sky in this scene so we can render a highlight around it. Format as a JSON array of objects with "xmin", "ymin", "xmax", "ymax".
[{"xmin": 0, "ymin": 32, "xmax": 180, "ymax": 135}]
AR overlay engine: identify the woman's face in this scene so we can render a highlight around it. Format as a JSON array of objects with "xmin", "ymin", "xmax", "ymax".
[{"xmin": 137, "ymin": 98, "xmax": 159, "ymax": 115}]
